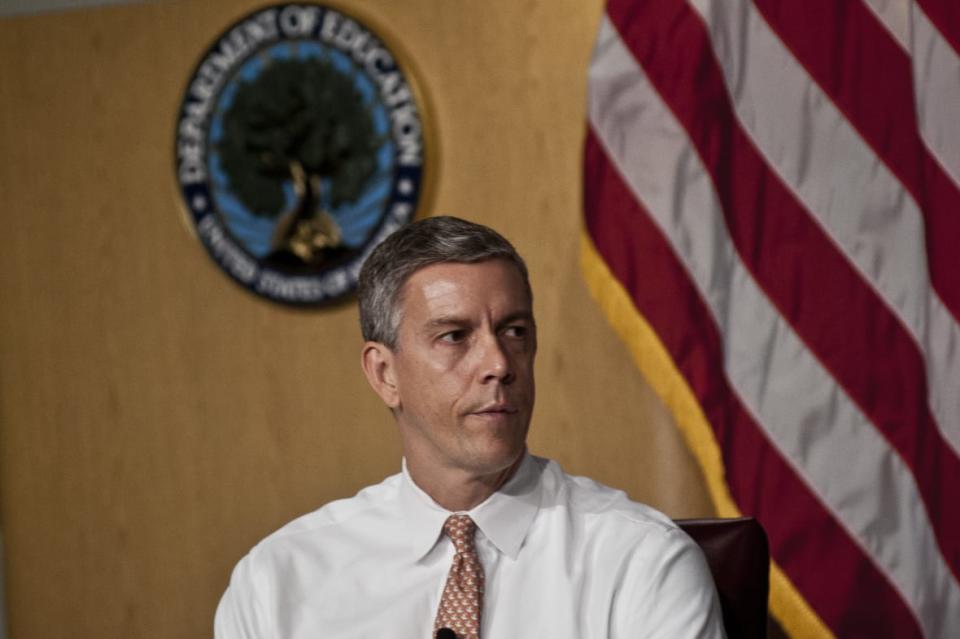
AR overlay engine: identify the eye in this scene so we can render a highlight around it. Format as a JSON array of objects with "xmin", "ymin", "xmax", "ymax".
[
  {"xmin": 503, "ymin": 325, "xmax": 528, "ymax": 338},
  {"xmin": 439, "ymin": 329, "xmax": 467, "ymax": 344}
]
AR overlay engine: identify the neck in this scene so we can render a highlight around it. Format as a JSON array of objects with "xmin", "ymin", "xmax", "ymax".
[{"xmin": 405, "ymin": 453, "xmax": 525, "ymax": 512}]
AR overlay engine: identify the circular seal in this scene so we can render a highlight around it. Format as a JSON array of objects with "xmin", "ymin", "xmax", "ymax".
[{"xmin": 174, "ymin": 3, "xmax": 431, "ymax": 306}]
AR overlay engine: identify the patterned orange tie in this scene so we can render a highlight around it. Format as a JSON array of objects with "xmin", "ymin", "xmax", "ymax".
[{"xmin": 433, "ymin": 514, "xmax": 484, "ymax": 639}]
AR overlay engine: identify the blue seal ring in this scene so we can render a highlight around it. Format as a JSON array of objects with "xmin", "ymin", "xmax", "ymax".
[{"xmin": 175, "ymin": 3, "xmax": 428, "ymax": 306}]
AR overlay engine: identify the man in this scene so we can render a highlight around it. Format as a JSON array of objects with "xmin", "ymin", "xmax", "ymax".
[{"xmin": 215, "ymin": 216, "xmax": 725, "ymax": 638}]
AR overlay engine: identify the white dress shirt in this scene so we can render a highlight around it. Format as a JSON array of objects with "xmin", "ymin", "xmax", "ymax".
[{"xmin": 215, "ymin": 453, "xmax": 726, "ymax": 638}]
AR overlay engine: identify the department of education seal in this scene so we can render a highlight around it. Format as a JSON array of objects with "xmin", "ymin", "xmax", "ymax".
[{"xmin": 175, "ymin": 3, "xmax": 431, "ymax": 306}]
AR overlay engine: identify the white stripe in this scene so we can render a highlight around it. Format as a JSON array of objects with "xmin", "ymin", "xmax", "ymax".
[
  {"xmin": 862, "ymin": 0, "xmax": 912, "ymax": 50},
  {"xmin": 863, "ymin": 0, "xmax": 960, "ymax": 190},
  {"xmin": 910, "ymin": 4, "xmax": 960, "ymax": 189},
  {"xmin": 588, "ymin": 15, "xmax": 960, "ymax": 636},
  {"xmin": 684, "ymin": 0, "xmax": 960, "ymax": 457}
]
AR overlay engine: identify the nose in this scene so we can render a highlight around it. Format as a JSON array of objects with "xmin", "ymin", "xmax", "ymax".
[{"xmin": 478, "ymin": 332, "xmax": 514, "ymax": 384}]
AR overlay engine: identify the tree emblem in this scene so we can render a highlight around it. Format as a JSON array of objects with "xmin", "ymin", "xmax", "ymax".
[
  {"xmin": 217, "ymin": 56, "xmax": 381, "ymax": 269},
  {"xmin": 176, "ymin": 5, "xmax": 427, "ymax": 306}
]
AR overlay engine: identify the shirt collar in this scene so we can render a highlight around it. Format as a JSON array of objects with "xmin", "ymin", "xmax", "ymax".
[{"xmin": 399, "ymin": 452, "xmax": 544, "ymax": 562}]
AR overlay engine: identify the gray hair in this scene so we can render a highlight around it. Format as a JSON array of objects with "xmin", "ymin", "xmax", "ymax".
[{"xmin": 357, "ymin": 216, "xmax": 531, "ymax": 348}]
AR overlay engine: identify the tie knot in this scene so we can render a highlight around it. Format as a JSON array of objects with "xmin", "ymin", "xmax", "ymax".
[{"xmin": 443, "ymin": 514, "xmax": 477, "ymax": 549}]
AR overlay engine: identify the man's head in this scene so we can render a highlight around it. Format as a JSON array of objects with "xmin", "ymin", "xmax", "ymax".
[
  {"xmin": 358, "ymin": 216, "xmax": 536, "ymax": 487},
  {"xmin": 358, "ymin": 216, "xmax": 532, "ymax": 350}
]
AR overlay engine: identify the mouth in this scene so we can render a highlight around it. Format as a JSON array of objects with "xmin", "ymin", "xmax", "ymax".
[{"xmin": 468, "ymin": 403, "xmax": 519, "ymax": 417}]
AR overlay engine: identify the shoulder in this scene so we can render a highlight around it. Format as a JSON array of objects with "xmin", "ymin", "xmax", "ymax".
[
  {"xmin": 541, "ymin": 457, "xmax": 682, "ymax": 540},
  {"xmin": 537, "ymin": 457, "xmax": 713, "ymax": 589},
  {"xmin": 252, "ymin": 471, "xmax": 403, "ymax": 557},
  {"xmin": 215, "ymin": 472, "xmax": 404, "ymax": 637},
  {"xmin": 221, "ymin": 472, "xmax": 402, "ymax": 597},
  {"xmin": 535, "ymin": 459, "xmax": 724, "ymax": 636}
]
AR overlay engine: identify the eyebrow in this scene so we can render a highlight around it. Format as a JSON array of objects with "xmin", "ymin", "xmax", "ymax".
[
  {"xmin": 499, "ymin": 310, "xmax": 536, "ymax": 326},
  {"xmin": 423, "ymin": 311, "xmax": 536, "ymax": 330}
]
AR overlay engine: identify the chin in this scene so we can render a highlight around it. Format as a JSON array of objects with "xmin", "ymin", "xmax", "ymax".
[{"xmin": 466, "ymin": 439, "xmax": 526, "ymax": 474}]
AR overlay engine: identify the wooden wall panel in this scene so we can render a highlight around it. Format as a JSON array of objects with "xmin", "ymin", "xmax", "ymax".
[{"xmin": 0, "ymin": 1, "xmax": 714, "ymax": 636}]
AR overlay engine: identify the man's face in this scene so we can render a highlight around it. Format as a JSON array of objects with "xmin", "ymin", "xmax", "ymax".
[{"xmin": 386, "ymin": 259, "xmax": 536, "ymax": 478}]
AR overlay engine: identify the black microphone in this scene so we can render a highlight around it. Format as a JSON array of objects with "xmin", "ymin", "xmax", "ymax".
[{"xmin": 436, "ymin": 628, "xmax": 457, "ymax": 639}]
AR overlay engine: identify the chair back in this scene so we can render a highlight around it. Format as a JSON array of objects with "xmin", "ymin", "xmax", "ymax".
[{"xmin": 676, "ymin": 517, "xmax": 769, "ymax": 639}]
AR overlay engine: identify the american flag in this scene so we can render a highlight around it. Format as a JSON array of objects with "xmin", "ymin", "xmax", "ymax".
[{"xmin": 583, "ymin": 0, "xmax": 960, "ymax": 636}]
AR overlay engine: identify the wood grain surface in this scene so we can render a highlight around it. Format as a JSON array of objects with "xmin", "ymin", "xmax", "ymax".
[{"xmin": 0, "ymin": 1, "xmax": 714, "ymax": 636}]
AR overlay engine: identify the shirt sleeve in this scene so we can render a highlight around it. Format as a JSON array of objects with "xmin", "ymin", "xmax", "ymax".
[
  {"xmin": 214, "ymin": 550, "xmax": 272, "ymax": 639},
  {"xmin": 614, "ymin": 527, "xmax": 727, "ymax": 639}
]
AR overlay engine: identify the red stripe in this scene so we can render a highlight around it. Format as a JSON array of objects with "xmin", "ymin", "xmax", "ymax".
[
  {"xmin": 916, "ymin": 0, "xmax": 960, "ymax": 59},
  {"xmin": 584, "ymin": 128, "xmax": 922, "ymax": 636},
  {"xmin": 605, "ymin": 0, "xmax": 960, "ymax": 581},
  {"xmin": 753, "ymin": 0, "xmax": 960, "ymax": 327}
]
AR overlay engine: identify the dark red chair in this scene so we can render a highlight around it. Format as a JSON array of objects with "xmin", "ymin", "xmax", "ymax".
[{"xmin": 676, "ymin": 518, "xmax": 770, "ymax": 639}]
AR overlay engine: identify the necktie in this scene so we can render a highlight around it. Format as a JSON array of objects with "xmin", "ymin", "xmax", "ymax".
[{"xmin": 433, "ymin": 514, "xmax": 484, "ymax": 639}]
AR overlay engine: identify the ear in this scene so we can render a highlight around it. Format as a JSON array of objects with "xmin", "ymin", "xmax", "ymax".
[{"xmin": 360, "ymin": 341, "xmax": 401, "ymax": 409}]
